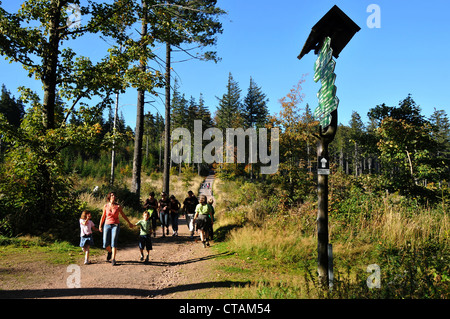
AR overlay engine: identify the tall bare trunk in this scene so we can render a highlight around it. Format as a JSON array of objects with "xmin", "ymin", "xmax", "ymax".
[
  {"xmin": 131, "ymin": 0, "xmax": 148, "ymax": 196},
  {"xmin": 163, "ymin": 42, "xmax": 171, "ymax": 194},
  {"xmin": 42, "ymin": 0, "xmax": 62, "ymax": 130}
]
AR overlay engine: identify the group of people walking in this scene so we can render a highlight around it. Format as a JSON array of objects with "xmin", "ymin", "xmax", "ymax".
[{"xmin": 78, "ymin": 190, "xmax": 215, "ymax": 266}]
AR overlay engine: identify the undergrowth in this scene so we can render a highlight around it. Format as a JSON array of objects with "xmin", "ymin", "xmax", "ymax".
[{"xmin": 211, "ymin": 176, "xmax": 449, "ymax": 299}]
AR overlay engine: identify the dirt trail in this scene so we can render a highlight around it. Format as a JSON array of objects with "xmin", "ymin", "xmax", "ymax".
[
  {"xmin": 0, "ymin": 215, "xmax": 227, "ymax": 299},
  {"xmin": 0, "ymin": 174, "xmax": 235, "ymax": 299},
  {"xmin": 199, "ymin": 173, "xmax": 215, "ymax": 202}
]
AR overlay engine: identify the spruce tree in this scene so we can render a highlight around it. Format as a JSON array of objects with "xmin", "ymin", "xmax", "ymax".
[
  {"xmin": 349, "ymin": 111, "xmax": 365, "ymax": 176},
  {"xmin": 430, "ymin": 109, "xmax": 450, "ymax": 155},
  {"xmin": 198, "ymin": 93, "xmax": 213, "ymax": 129},
  {"xmin": 216, "ymin": 73, "xmax": 243, "ymax": 130},
  {"xmin": 429, "ymin": 109, "xmax": 450, "ymax": 183},
  {"xmin": 243, "ymin": 77, "xmax": 269, "ymax": 129},
  {"xmin": 187, "ymin": 96, "xmax": 199, "ymax": 132},
  {"xmin": 170, "ymin": 80, "xmax": 188, "ymax": 131}
]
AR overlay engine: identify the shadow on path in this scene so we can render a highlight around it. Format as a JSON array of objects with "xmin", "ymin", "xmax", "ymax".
[
  {"xmin": 0, "ymin": 280, "xmax": 250, "ymax": 299},
  {"xmin": 117, "ymin": 251, "xmax": 233, "ymax": 267}
]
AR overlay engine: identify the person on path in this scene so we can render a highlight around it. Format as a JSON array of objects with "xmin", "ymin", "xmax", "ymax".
[
  {"xmin": 79, "ymin": 210, "xmax": 98, "ymax": 265},
  {"xmin": 99, "ymin": 192, "xmax": 133, "ymax": 266},
  {"xmin": 207, "ymin": 198, "xmax": 215, "ymax": 241},
  {"xmin": 158, "ymin": 192, "xmax": 171, "ymax": 237},
  {"xmin": 193, "ymin": 195, "xmax": 214, "ymax": 248},
  {"xmin": 143, "ymin": 191, "xmax": 158, "ymax": 237},
  {"xmin": 134, "ymin": 211, "xmax": 152, "ymax": 262},
  {"xmin": 182, "ymin": 190, "xmax": 198, "ymax": 239},
  {"xmin": 169, "ymin": 195, "xmax": 181, "ymax": 236}
]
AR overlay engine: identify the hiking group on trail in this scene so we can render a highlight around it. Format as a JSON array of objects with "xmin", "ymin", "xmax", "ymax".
[{"xmin": 79, "ymin": 188, "xmax": 215, "ymax": 266}]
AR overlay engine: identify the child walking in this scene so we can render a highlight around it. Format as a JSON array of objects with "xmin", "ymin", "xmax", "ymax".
[
  {"xmin": 135, "ymin": 211, "xmax": 153, "ymax": 262},
  {"xmin": 79, "ymin": 210, "xmax": 98, "ymax": 264},
  {"xmin": 143, "ymin": 192, "xmax": 158, "ymax": 237}
]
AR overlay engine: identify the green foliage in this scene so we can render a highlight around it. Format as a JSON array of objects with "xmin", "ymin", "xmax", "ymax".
[
  {"xmin": 0, "ymin": 0, "xmax": 144, "ymax": 240},
  {"xmin": 149, "ymin": 0, "xmax": 225, "ymax": 61},
  {"xmin": 181, "ymin": 166, "xmax": 195, "ymax": 189},
  {"xmin": 269, "ymin": 77, "xmax": 316, "ymax": 205},
  {"xmin": 300, "ymin": 239, "xmax": 449, "ymax": 299},
  {"xmin": 215, "ymin": 163, "xmax": 240, "ymax": 181},
  {"xmin": 89, "ymin": 184, "xmax": 142, "ymax": 214},
  {"xmin": 0, "ymin": 0, "xmax": 160, "ymax": 130},
  {"xmin": 377, "ymin": 116, "xmax": 441, "ymax": 192},
  {"xmin": 0, "ymin": 86, "xmax": 130, "ymax": 240},
  {"xmin": 363, "ymin": 95, "xmax": 450, "ymax": 194},
  {"xmin": 0, "ymin": 106, "xmax": 104, "ymax": 239},
  {"xmin": 374, "ymin": 241, "xmax": 449, "ymax": 299}
]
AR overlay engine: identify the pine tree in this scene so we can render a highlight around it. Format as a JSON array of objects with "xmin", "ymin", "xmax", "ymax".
[{"xmin": 242, "ymin": 77, "xmax": 269, "ymax": 129}]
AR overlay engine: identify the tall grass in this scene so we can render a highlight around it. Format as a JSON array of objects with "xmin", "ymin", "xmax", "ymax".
[
  {"xmin": 75, "ymin": 173, "xmax": 204, "ymax": 214},
  {"xmin": 212, "ymin": 176, "xmax": 449, "ymax": 298},
  {"xmin": 374, "ymin": 207, "xmax": 448, "ymax": 247}
]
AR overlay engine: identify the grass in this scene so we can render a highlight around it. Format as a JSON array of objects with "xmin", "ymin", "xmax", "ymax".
[
  {"xmin": 209, "ymin": 177, "xmax": 450, "ymax": 299},
  {"xmin": 0, "ymin": 235, "xmax": 105, "ymax": 290},
  {"xmin": 0, "ymin": 235, "xmax": 102, "ymax": 265}
]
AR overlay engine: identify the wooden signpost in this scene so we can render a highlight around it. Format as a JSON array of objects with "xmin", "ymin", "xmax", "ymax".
[{"xmin": 298, "ymin": 5, "xmax": 360, "ymax": 287}]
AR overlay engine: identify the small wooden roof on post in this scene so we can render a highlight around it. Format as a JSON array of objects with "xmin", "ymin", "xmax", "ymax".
[{"xmin": 297, "ymin": 5, "xmax": 361, "ymax": 60}]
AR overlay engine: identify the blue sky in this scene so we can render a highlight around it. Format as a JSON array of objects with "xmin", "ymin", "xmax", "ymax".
[{"xmin": 1, "ymin": 0, "xmax": 450, "ymax": 130}]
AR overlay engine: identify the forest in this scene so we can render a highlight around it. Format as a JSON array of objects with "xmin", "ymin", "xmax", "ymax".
[
  {"xmin": 0, "ymin": 0, "xmax": 449, "ymax": 298},
  {"xmin": 2, "ymin": 67, "xmax": 449, "ymax": 244}
]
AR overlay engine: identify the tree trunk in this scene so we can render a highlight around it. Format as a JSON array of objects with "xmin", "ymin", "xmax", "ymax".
[
  {"xmin": 405, "ymin": 148, "xmax": 416, "ymax": 185},
  {"xmin": 42, "ymin": 0, "xmax": 62, "ymax": 130},
  {"xmin": 163, "ymin": 42, "xmax": 171, "ymax": 194},
  {"xmin": 39, "ymin": 0, "xmax": 62, "ymax": 217},
  {"xmin": 131, "ymin": 0, "xmax": 148, "ymax": 196},
  {"xmin": 110, "ymin": 93, "xmax": 119, "ymax": 185},
  {"xmin": 354, "ymin": 141, "xmax": 358, "ymax": 177}
]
